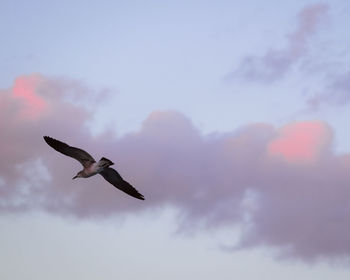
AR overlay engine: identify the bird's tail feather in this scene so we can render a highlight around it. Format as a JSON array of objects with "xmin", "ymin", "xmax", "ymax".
[{"xmin": 98, "ymin": 157, "xmax": 114, "ymax": 168}]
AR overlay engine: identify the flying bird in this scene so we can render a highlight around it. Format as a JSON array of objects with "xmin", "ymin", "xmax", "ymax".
[{"xmin": 43, "ymin": 136, "xmax": 144, "ymax": 200}]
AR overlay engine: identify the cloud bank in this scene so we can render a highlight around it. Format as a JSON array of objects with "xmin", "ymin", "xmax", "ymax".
[
  {"xmin": 227, "ymin": 3, "xmax": 329, "ymax": 83},
  {"xmin": 1, "ymin": 74, "xmax": 350, "ymax": 261}
]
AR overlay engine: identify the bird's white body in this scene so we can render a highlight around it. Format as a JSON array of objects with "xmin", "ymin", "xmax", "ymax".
[
  {"xmin": 81, "ymin": 163, "xmax": 101, "ymax": 178},
  {"xmin": 78, "ymin": 158, "xmax": 114, "ymax": 178}
]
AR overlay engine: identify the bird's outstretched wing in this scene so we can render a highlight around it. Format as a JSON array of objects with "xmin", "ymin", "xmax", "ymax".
[
  {"xmin": 44, "ymin": 136, "xmax": 96, "ymax": 168},
  {"xmin": 100, "ymin": 167, "xmax": 145, "ymax": 200}
]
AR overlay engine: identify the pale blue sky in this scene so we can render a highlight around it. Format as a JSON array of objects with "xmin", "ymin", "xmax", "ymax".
[
  {"xmin": 2, "ymin": 211, "xmax": 350, "ymax": 280},
  {"xmin": 2, "ymin": 0, "xmax": 349, "ymax": 150},
  {"xmin": 1, "ymin": 0, "xmax": 350, "ymax": 279}
]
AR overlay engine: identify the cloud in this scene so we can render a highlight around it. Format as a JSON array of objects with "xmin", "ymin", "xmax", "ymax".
[
  {"xmin": 12, "ymin": 75, "xmax": 48, "ymax": 119},
  {"xmin": 307, "ymin": 71, "xmax": 350, "ymax": 110},
  {"xmin": 227, "ymin": 3, "xmax": 329, "ymax": 83},
  {"xmin": 1, "ymin": 74, "xmax": 350, "ymax": 261},
  {"xmin": 267, "ymin": 121, "xmax": 331, "ymax": 163}
]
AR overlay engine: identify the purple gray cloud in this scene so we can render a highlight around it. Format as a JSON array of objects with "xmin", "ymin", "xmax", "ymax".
[
  {"xmin": 227, "ymin": 3, "xmax": 329, "ymax": 83},
  {"xmin": 307, "ymin": 71, "xmax": 350, "ymax": 110},
  {"xmin": 1, "ymin": 74, "xmax": 350, "ymax": 261}
]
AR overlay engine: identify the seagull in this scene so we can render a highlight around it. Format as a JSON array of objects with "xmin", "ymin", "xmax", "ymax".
[{"xmin": 43, "ymin": 136, "xmax": 144, "ymax": 200}]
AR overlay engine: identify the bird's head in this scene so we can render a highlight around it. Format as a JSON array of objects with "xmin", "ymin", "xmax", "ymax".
[{"xmin": 72, "ymin": 171, "xmax": 84, "ymax": 179}]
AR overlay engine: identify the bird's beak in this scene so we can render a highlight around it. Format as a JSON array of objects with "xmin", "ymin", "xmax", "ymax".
[{"xmin": 72, "ymin": 175, "xmax": 78, "ymax": 180}]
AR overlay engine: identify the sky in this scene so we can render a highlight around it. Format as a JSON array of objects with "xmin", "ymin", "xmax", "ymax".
[{"xmin": 1, "ymin": 0, "xmax": 350, "ymax": 279}]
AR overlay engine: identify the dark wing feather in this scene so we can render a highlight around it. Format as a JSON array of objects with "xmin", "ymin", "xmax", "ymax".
[
  {"xmin": 100, "ymin": 167, "xmax": 145, "ymax": 200},
  {"xmin": 44, "ymin": 136, "xmax": 95, "ymax": 168}
]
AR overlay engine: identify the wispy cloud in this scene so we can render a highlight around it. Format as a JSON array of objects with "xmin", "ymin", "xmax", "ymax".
[
  {"xmin": 226, "ymin": 3, "xmax": 329, "ymax": 83},
  {"xmin": 1, "ymin": 74, "xmax": 350, "ymax": 261},
  {"xmin": 307, "ymin": 70, "xmax": 350, "ymax": 110}
]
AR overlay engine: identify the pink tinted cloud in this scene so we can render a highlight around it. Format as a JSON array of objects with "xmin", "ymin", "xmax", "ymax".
[
  {"xmin": 12, "ymin": 74, "xmax": 48, "ymax": 119},
  {"xmin": 268, "ymin": 121, "xmax": 331, "ymax": 163},
  {"xmin": 1, "ymin": 74, "xmax": 350, "ymax": 261},
  {"xmin": 227, "ymin": 3, "xmax": 329, "ymax": 83}
]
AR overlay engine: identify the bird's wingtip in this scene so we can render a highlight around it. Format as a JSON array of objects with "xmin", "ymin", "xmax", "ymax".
[
  {"xmin": 43, "ymin": 136, "xmax": 52, "ymax": 144},
  {"xmin": 134, "ymin": 191, "xmax": 145, "ymax": 200}
]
